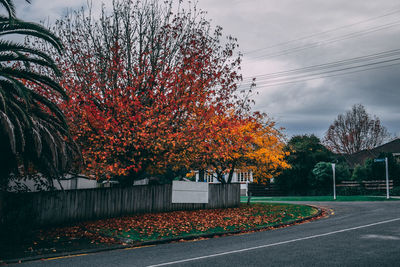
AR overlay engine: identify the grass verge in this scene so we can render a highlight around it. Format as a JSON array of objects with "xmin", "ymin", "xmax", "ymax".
[
  {"xmin": 0, "ymin": 203, "xmax": 319, "ymax": 262},
  {"xmin": 99, "ymin": 203, "xmax": 318, "ymax": 243},
  {"xmin": 241, "ymin": 195, "xmax": 400, "ymax": 202}
]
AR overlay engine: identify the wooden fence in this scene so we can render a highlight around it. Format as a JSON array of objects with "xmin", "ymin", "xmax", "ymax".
[
  {"xmin": 248, "ymin": 183, "xmax": 283, "ymax": 196},
  {"xmin": 337, "ymin": 180, "xmax": 394, "ymax": 190},
  {"xmin": 3, "ymin": 183, "xmax": 240, "ymax": 227}
]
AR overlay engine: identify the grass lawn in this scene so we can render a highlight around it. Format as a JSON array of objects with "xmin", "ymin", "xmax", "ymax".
[
  {"xmin": 241, "ymin": 195, "xmax": 400, "ymax": 202},
  {"xmin": 0, "ymin": 203, "xmax": 318, "ymax": 261},
  {"xmin": 97, "ymin": 203, "xmax": 318, "ymax": 243}
]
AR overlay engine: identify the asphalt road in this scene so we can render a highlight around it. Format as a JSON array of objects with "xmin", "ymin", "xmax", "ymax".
[{"xmin": 16, "ymin": 202, "xmax": 400, "ymax": 267}]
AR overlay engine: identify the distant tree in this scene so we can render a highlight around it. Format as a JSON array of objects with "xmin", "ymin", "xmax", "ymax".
[
  {"xmin": 275, "ymin": 135, "xmax": 334, "ymax": 195},
  {"xmin": 324, "ymin": 104, "xmax": 389, "ymax": 154}
]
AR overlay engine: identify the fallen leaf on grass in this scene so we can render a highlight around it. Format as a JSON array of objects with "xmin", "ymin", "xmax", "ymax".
[{"xmin": 30, "ymin": 204, "xmax": 319, "ymax": 248}]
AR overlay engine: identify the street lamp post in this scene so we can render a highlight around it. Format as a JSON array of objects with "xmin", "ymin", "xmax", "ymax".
[
  {"xmin": 385, "ymin": 157, "xmax": 390, "ymax": 199},
  {"xmin": 332, "ymin": 163, "xmax": 336, "ymax": 200},
  {"xmin": 374, "ymin": 157, "xmax": 390, "ymax": 199}
]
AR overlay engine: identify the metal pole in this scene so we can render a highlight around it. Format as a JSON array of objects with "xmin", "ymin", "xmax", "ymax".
[
  {"xmin": 332, "ymin": 163, "xmax": 336, "ymax": 200},
  {"xmin": 385, "ymin": 157, "xmax": 390, "ymax": 199}
]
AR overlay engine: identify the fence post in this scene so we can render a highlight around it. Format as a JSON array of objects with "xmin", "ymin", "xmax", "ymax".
[{"xmin": 247, "ymin": 192, "xmax": 252, "ymax": 205}]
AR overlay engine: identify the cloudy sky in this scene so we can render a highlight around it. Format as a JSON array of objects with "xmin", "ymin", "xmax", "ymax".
[{"xmin": 16, "ymin": 0, "xmax": 400, "ymax": 139}]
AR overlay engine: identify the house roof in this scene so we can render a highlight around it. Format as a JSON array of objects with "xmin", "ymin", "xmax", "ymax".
[{"xmin": 342, "ymin": 138, "xmax": 400, "ymax": 168}]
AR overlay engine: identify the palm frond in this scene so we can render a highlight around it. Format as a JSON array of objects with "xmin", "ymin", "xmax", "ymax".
[
  {"xmin": 6, "ymin": 98, "xmax": 32, "ymax": 128},
  {"xmin": 0, "ymin": 0, "xmax": 16, "ymax": 18},
  {"xmin": 0, "ymin": 79, "xmax": 31, "ymax": 108},
  {"xmin": 0, "ymin": 17, "xmax": 63, "ymax": 53},
  {"xmin": 30, "ymin": 92, "xmax": 67, "ymax": 126},
  {"xmin": 0, "ymin": 0, "xmax": 80, "ymax": 184},
  {"xmin": 0, "ymin": 40, "xmax": 58, "ymax": 67},
  {"xmin": 30, "ymin": 128, "xmax": 43, "ymax": 158},
  {"xmin": 0, "ymin": 53, "xmax": 61, "ymax": 76},
  {"xmin": 0, "ymin": 87, "xmax": 5, "ymax": 111},
  {"xmin": 0, "ymin": 110, "xmax": 16, "ymax": 154},
  {"xmin": 4, "ymin": 105, "xmax": 25, "ymax": 151},
  {"xmin": 0, "ymin": 67, "xmax": 67, "ymax": 98},
  {"xmin": 36, "ymin": 121, "xmax": 58, "ymax": 169}
]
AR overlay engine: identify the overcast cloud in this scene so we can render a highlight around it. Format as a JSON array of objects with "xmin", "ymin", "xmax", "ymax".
[{"xmin": 16, "ymin": 0, "xmax": 400, "ymax": 139}]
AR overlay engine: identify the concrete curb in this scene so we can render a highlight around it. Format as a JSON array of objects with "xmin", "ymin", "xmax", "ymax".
[{"xmin": 3, "ymin": 205, "xmax": 324, "ymax": 264}]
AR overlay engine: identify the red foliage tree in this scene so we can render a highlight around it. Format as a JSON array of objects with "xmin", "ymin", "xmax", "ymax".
[
  {"xmin": 49, "ymin": 0, "xmax": 246, "ymax": 182},
  {"xmin": 29, "ymin": 0, "xmax": 289, "ymax": 185}
]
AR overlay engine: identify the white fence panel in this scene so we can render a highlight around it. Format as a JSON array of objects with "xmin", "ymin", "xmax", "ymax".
[{"xmin": 172, "ymin": 181, "xmax": 208, "ymax": 203}]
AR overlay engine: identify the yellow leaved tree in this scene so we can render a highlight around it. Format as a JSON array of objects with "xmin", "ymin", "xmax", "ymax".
[{"xmin": 201, "ymin": 112, "xmax": 290, "ymax": 184}]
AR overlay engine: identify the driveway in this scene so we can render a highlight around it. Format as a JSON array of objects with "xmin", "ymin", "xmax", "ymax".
[{"xmin": 18, "ymin": 202, "xmax": 400, "ymax": 266}]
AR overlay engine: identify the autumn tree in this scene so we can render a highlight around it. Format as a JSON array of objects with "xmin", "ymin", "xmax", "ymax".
[
  {"xmin": 29, "ymin": 0, "xmax": 290, "ymax": 185},
  {"xmin": 33, "ymin": 0, "xmax": 246, "ymax": 182},
  {"xmin": 195, "ymin": 112, "xmax": 289, "ymax": 184},
  {"xmin": 247, "ymin": 118, "xmax": 290, "ymax": 184},
  {"xmin": 324, "ymin": 104, "xmax": 389, "ymax": 154}
]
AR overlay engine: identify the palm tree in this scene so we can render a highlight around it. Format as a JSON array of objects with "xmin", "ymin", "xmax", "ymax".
[{"xmin": 0, "ymin": 0, "xmax": 79, "ymax": 189}]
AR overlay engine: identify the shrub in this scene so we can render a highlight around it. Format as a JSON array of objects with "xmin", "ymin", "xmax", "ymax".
[
  {"xmin": 336, "ymin": 185, "xmax": 367, "ymax": 196},
  {"xmin": 311, "ymin": 162, "xmax": 351, "ymax": 195},
  {"xmin": 391, "ymin": 186, "xmax": 400, "ymax": 196}
]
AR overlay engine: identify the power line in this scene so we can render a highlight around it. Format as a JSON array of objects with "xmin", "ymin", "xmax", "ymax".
[
  {"xmin": 244, "ymin": 8, "xmax": 400, "ymax": 55},
  {"xmin": 249, "ymin": 57, "xmax": 400, "ymax": 86},
  {"xmin": 238, "ymin": 61, "xmax": 400, "ymax": 90},
  {"xmin": 241, "ymin": 48, "xmax": 400, "ymax": 82},
  {"xmin": 246, "ymin": 20, "xmax": 400, "ymax": 60}
]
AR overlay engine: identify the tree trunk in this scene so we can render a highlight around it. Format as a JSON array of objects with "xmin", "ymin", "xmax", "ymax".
[
  {"xmin": 216, "ymin": 170, "xmax": 226, "ymax": 184},
  {"xmin": 227, "ymin": 163, "xmax": 236, "ymax": 184}
]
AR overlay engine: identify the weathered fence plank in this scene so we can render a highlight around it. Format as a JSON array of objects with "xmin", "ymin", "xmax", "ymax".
[
  {"xmin": 337, "ymin": 180, "xmax": 394, "ymax": 190},
  {"xmin": 4, "ymin": 183, "xmax": 240, "ymax": 227}
]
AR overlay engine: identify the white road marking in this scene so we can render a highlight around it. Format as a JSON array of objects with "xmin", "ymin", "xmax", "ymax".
[
  {"xmin": 361, "ymin": 234, "xmax": 400, "ymax": 240},
  {"xmin": 148, "ymin": 217, "xmax": 400, "ymax": 267}
]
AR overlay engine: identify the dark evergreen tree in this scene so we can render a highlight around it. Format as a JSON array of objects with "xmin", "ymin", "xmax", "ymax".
[{"xmin": 275, "ymin": 135, "xmax": 334, "ymax": 195}]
